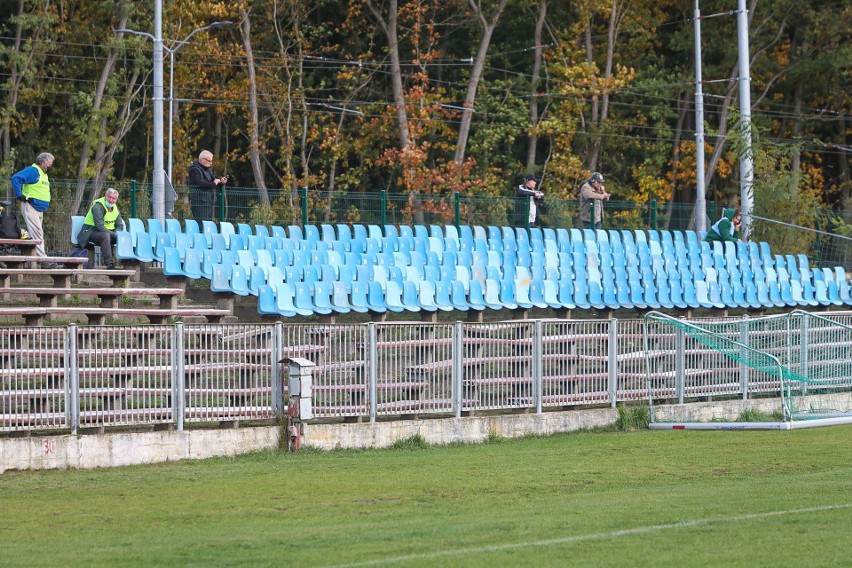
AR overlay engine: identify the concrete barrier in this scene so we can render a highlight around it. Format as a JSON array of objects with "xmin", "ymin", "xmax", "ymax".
[{"xmin": 1, "ymin": 407, "xmax": 617, "ymax": 473}]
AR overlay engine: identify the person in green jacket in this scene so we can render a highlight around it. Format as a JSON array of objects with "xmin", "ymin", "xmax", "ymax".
[
  {"xmin": 76, "ymin": 188, "xmax": 125, "ymax": 269},
  {"xmin": 705, "ymin": 208, "xmax": 742, "ymax": 243}
]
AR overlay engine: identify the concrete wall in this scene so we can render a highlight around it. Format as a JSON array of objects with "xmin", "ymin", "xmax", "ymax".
[{"xmin": 0, "ymin": 407, "xmax": 616, "ymax": 474}]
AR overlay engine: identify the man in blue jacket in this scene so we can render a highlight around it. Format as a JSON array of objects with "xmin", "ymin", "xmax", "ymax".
[{"xmin": 11, "ymin": 152, "xmax": 56, "ymax": 268}]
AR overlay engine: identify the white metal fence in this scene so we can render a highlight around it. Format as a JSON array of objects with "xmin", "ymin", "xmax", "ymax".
[{"xmin": 2, "ymin": 313, "xmax": 850, "ymax": 433}]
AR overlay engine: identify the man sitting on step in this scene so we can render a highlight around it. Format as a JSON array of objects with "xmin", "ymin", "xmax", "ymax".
[{"xmin": 76, "ymin": 188, "xmax": 125, "ymax": 269}]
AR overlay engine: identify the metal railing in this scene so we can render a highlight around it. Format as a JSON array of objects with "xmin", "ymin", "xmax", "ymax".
[{"xmin": 2, "ymin": 312, "xmax": 850, "ymax": 433}]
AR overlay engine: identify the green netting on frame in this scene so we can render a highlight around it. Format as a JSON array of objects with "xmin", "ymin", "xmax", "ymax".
[{"xmin": 643, "ymin": 311, "xmax": 852, "ymax": 423}]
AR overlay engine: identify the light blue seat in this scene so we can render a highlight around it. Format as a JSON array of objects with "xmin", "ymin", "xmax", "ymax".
[
  {"xmin": 162, "ymin": 247, "xmax": 185, "ymax": 277},
  {"xmin": 229, "ymin": 264, "xmax": 250, "ymax": 296},
  {"xmin": 557, "ymin": 279, "xmax": 576, "ymax": 309},
  {"xmin": 328, "ymin": 282, "xmax": 352, "ymax": 314},
  {"xmin": 147, "ymin": 218, "xmax": 164, "ymax": 241},
  {"xmin": 367, "ymin": 224, "xmax": 383, "ymax": 240},
  {"xmin": 482, "ymin": 279, "xmax": 503, "ymax": 310},
  {"xmin": 183, "ymin": 248, "xmax": 202, "ymax": 279},
  {"xmin": 450, "ymin": 280, "xmax": 471, "ymax": 311},
  {"xmin": 466, "ymin": 280, "xmax": 487, "ymax": 311},
  {"xmin": 218, "ymin": 221, "xmax": 236, "ymax": 246},
  {"xmin": 200, "ymin": 220, "xmax": 218, "ymax": 246},
  {"xmin": 116, "ymin": 231, "xmax": 136, "ymax": 261},
  {"xmin": 311, "ymin": 281, "xmax": 334, "ymax": 314},
  {"xmin": 527, "ymin": 279, "xmax": 549, "ymax": 309},
  {"xmin": 835, "ymin": 267, "xmax": 852, "ymax": 305},
  {"xmin": 292, "ymin": 281, "xmax": 319, "ymax": 315},
  {"xmin": 71, "ymin": 215, "xmax": 86, "ymax": 246},
  {"xmin": 165, "ymin": 218, "xmax": 182, "ymax": 235},
  {"xmin": 236, "ymin": 223, "xmax": 252, "ymax": 241},
  {"xmin": 383, "ymin": 280, "xmax": 406, "ymax": 312},
  {"xmin": 366, "ymin": 281, "xmax": 388, "ymax": 313},
  {"xmin": 398, "ymin": 225, "xmax": 414, "ymax": 239},
  {"xmin": 258, "ymin": 284, "xmax": 286, "ymax": 316},
  {"xmin": 681, "ymin": 276, "xmax": 698, "ymax": 308},
  {"xmin": 401, "ymin": 281, "xmax": 422, "ymax": 312},
  {"xmin": 302, "ymin": 224, "xmax": 319, "ymax": 243}
]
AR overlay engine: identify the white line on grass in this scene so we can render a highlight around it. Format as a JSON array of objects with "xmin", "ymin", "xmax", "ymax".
[{"xmin": 323, "ymin": 503, "xmax": 852, "ymax": 568}]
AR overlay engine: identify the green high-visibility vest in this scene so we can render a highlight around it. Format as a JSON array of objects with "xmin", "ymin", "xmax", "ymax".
[
  {"xmin": 21, "ymin": 164, "xmax": 50, "ymax": 202},
  {"xmin": 83, "ymin": 197, "xmax": 121, "ymax": 230}
]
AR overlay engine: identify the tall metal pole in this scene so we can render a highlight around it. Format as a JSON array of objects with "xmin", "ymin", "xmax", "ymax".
[
  {"xmin": 737, "ymin": 0, "xmax": 754, "ymax": 239},
  {"xmin": 152, "ymin": 0, "xmax": 166, "ymax": 224},
  {"xmin": 168, "ymin": 49, "xmax": 175, "ymax": 183},
  {"xmin": 693, "ymin": 0, "xmax": 707, "ymax": 232}
]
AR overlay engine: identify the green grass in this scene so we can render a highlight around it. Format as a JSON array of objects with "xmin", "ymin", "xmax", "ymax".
[{"xmin": 2, "ymin": 427, "xmax": 851, "ymax": 567}]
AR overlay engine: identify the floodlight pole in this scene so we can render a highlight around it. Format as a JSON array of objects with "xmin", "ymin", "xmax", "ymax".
[
  {"xmin": 693, "ymin": 0, "xmax": 707, "ymax": 232},
  {"xmin": 737, "ymin": 0, "xmax": 754, "ymax": 239},
  {"xmin": 114, "ymin": 16, "xmax": 230, "ymax": 225},
  {"xmin": 152, "ymin": 2, "xmax": 165, "ymax": 225}
]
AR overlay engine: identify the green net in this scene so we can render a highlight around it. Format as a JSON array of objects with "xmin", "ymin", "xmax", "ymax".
[{"xmin": 643, "ymin": 311, "xmax": 852, "ymax": 423}]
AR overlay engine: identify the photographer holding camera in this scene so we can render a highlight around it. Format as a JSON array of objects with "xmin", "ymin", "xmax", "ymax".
[{"xmin": 188, "ymin": 150, "xmax": 229, "ymax": 221}]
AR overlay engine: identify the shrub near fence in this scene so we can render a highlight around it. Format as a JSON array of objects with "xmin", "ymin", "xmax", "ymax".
[{"xmin": 3, "ymin": 312, "xmax": 851, "ymax": 434}]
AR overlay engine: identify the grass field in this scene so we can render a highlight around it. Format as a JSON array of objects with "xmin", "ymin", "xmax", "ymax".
[{"xmin": 2, "ymin": 427, "xmax": 851, "ymax": 567}]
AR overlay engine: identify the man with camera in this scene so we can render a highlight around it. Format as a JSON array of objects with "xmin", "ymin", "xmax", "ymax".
[{"xmin": 188, "ymin": 150, "xmax": 229, "ymax": 221}]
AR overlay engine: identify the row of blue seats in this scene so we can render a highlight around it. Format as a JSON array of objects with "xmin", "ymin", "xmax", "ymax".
[
  {"xmin": 189, "ymin": 241, "xmax": 852, "ymax": 315},
  {"xmin": 109, "ymin": 218, "xmax": 852, "ymax": 316}
]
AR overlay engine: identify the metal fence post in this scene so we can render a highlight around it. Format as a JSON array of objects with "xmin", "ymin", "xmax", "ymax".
[
  {"xmin": 300, "ymin": 186, "xmax": 308, "ymax": 228},
  {"xmin": 676, "ymin": 326, "xmax": 685, "ymax": 404},
  {"xmin": 533, "ymin": 320, "xmax": 543, "ymax": 414},
  {"xmin": 218, "ymin": 184, "xmax": 226, "ymax": 222},
  {"xmin": 272, "ymin": 322, "xmax": 284, "ymax": 417},
  {"xmin": 173, "ymin": 323, "xmax": 185, "ymax": 431},
  {"xmin": 380, "ymin": 190, "xmax": 387, "ymax": 236},
  {"xmin": 608, "ymin": 318, "xmax": 618, "ymax": 407},
  {"xmin": 454, "ymin": 191, "xmax": 461, "ymax": 231},
  {"xmin": 650, "ymin": 200, "xmax": 657, "ymax": 231},
  {"xmin": 453, "ymin": 321, "xmax": 463, "ymax": 418},
  {"xmin": 739, "ymin": 315, "xmax": 749, "ymax": 400},
  {"xmin": 814, "ymin": 217, "xmax": 822, "ymax": 266},
  {"xmin": 67, "ymin": 324, "xmax": 79, "ymax": 435},
  {"xmin": 130, "ymin": 179, "xmax": 138, "ymax": 219},
  {"xmin": 368, "ymin": 322, "xmax": 378, "ymax": 423},
  {"xmin": 800, "ymin": 316, "xmax": 810, "ymax": 398}
]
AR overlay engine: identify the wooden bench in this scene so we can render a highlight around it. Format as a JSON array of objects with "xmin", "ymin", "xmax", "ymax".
[
  {"xmin": 0, "ymin": 238, "xmax": 42, "ymax": 255},
  {"xmin": 1, "ymin": 287, "xmax": 185, "ymax": 309},
  {"xmin": 0, "ymin": 267, "xmax": 135, "ymax": 288},
  {"xmin": 0, "ymin": 255, "xmax": 87, "ymax": 269},
  {"xmin": 0, "ymin": 306, "xmax": 232, "ymax": 326}
]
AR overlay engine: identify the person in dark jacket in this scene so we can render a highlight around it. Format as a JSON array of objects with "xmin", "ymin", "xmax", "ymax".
[
  {"xmin": 76, "ymin": 188, "xmax": 125, "ymax": 269},
  {"xmin": 188, "ymin": 150, "xmax": 228, "ymax": 221},
  {"xmin": 514, "ymin": 173, "xmax": 544, "ymax": 227}
]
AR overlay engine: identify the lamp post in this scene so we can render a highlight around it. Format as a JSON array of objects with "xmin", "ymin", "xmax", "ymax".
[{"xmin": 114, "ymin": 20, "xmax": 231, "ymax": 224}]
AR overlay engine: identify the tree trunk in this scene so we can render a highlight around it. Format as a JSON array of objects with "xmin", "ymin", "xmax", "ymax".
[
  {"xmin": 453, "ymin": 0, "xmax": 509, "ymax": 164},
  {"xmin": 72, "ymin": 6, "xmax": 128, "ymax": 215},
  {"xmin": 588, "ymin": 0, "xmax": 625, "ymax": 173},
  {"xmin": 366, "ymin": 0, "xmax": 410, "ymax": 150},
  {"xmin": 526, "ymin": 0, "xmax": 548, "ymax": 171},
  {"xmin": 240, "ymin": 9, "xmax": 270, "ymax": 204}
]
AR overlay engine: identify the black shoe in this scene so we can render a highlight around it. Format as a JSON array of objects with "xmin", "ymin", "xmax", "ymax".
[
  {"xmin": 106, "ymin": 263, "xmax": 116, "ymax": 270},
  {"xmin": 40, "ymin": 262, "xmax": 59, "ymax": 269}
]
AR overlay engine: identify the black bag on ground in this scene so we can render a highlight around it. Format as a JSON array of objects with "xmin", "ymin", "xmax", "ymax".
[{"xmin": 0, "ymin": 213, "xmax": 22, "ymax": 239}]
